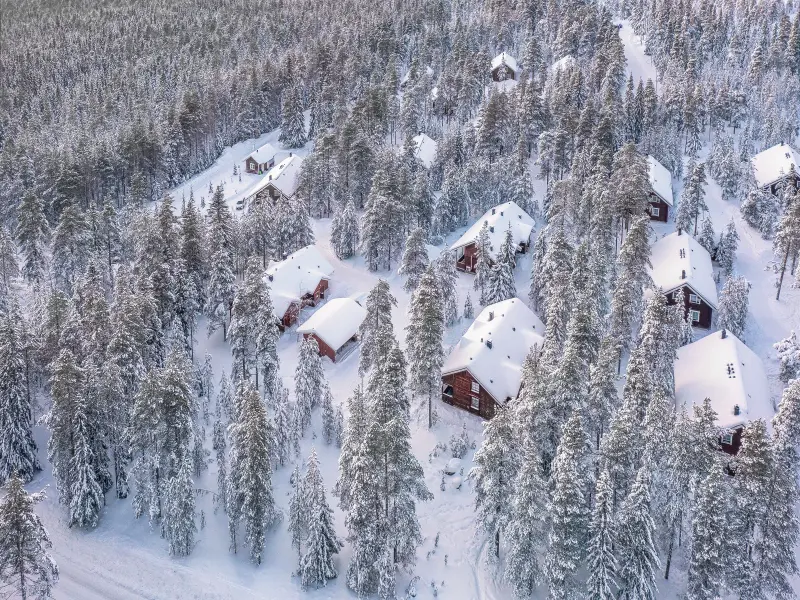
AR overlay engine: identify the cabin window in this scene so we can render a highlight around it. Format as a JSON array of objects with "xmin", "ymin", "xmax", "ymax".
[
  {"xmin": 690, "ymin": 309, "xmax": 701, "ymax": 323},
  {"xmin": 471, "ymin": 381, "xmax": 480, "ymax": 394},
  {"xmin": 689, "ymin": 293, "xmax": 700, "ymax": 304},
  {"xmin": 650, "ymin": 206, "xmax": 660, "ymax": 217},
  {"xmin": 470, "ymin": 396, "xmax": 480, "ymax": 410},
  {"xmin": 442, "ymin": 384, "xmax": 453, "ymax": 397},
  {"xmin": 721, "ymin": 432, "xmax": 734, "ymax": 446}
]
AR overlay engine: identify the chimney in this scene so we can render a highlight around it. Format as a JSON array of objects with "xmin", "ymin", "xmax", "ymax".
[
  {"xmin": 486, "ymin": 340, "xmax": 493, "ymax": 349},
  {"xmin": 490, "ymin": 226, "xmax": 495, "ymax": 233},
  {"xmin": 681, "ymin": 269, "xmax": 686, "ymax": 279},
  {"xmin": 500, "ymin": 211, "xmax": 504, "ymax": 216},
  {"xmin": 733, "ymin": 404, "xmax": 740, "ymax": 416},
  {"xmin": 269, "ymin": 175, "xmax": 273, "ymax": 181},
  {"xmin": 267, "ymin": 274, "xmax": 274, "ymax": 282},
  {"xmin": 488, "ymin": 311, "xmax": 494, "ymax": 321},
  {"xmin": 677, "ymin": 228, "xmax": 682, "ymax": 235},
  {"xmin": 492, "ymin": 208, "xmax": 496, "ymax": 215},
  {"xmin": 721, "ymin": 329, "xmax": 727, "ymax": 339},
  {"xmin": 289, "ymin": 151, "xmax": 293, "ymax": 156}
]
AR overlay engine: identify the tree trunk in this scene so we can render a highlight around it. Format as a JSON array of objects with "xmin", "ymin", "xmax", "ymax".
[
  {"xmin": 664, "ymin": 524, "xmax": 675, "ymax": 579},
  {"xmin": 777, "ymin": 247, "xmax": 790, "ymax": 301},
  {"xmin": 428, "ymin": 389, "xmax": 433, "ymax": 429}
]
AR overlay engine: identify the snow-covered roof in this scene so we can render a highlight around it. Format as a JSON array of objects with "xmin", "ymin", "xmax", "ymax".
[
  {"xmin": 751, "ymin": 143, "xmax": 800, "ymax": 189},
  {"xmin": 266, "ymin": 245, "xmax": 334, "ymax": 319},
  {"xmin": 648, "ymin": 155, "xmax": 673, "ymax": 206},
  {"xmin": 413, "ymin": 134, "xmax": 438, "ymax": 169},
  {"xmin": 550, "ymin": 55, "xmax": 576, "ymax": 73},
  {"xmin": 649, "ymin": 231, "xmax": 718, "ymax": 309},
  {"xmin": 675, "ymin": 330, "xmax": 772, "ymax": 429},
  {"xmin": 491, "ymin": 52, "xmax": 519, "ymax": 73},
  {"xmin": 443, "ymin": 299, "xmax": 544, "ymax": 404},
  {"xmin": 450, "ymin": 201, "xmax": 535, "ymax": 260},
  {"xmin": 248, "ymin": 142, "xmax": 279, "ymax": 165},
  {"xmin": 297, "ymin": 298, "xmax": 367, "ymax": 352},
  {"xmin": 244, "ymin": 154, "xmax": 304, "ymax": 200}
]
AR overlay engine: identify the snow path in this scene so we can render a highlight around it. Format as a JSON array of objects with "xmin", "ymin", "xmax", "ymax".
[{"xmin": 617, "ymin": 20, "xmax": 658, "ymax": 88}]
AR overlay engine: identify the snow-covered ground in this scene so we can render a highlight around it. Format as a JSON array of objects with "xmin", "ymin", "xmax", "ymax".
[{"xmin": 23, "ymin": 24, "xmax": 800, "ymax": 600}]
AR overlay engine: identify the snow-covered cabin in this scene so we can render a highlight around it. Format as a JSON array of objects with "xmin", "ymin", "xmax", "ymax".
[
  {"xmin": 297, "ymin": 298, "xmax": 367, "ymax": 363},
  {"xmin": 491, "ymin": 52, "xmax": 520, "ymax": 81},
  {"xmin": 675, "ymin": 329, "xmax": 771, "ymax": 455},
  {"xmin": 649, "ymin": 230, "xmax": 718, "ymax": 329},
  {"xmin": 266, "ymin": 245, "xmax": 334, "ymax": 329},
  {"xmin": 647, "ymin": 155, "xmax": 674, "ymax": 222},
  {"xmin": 244, "ymin": 154, "xmax": 304, "ymax": 205},
  {"xmin": 442, "ymin": 299, "xmax": 544, "ymax": 418},
  {"xmin": 244, "ymin": 143, "xmax": 281, "ymax": 174},
  {"xmin": 412, "ymin": 133, "xmax": 437, "ymax": 169},
  {"xmin": 450, "ymin": 201, "xmax": 535, "ymax": 273},
  {"xmin": 751, "ymin": 143, "xmax": 800, "ymax": 195}
]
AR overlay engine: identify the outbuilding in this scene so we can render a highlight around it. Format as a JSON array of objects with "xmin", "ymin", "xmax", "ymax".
[
  {"xmin": 266, "ymin": 245, "xmax": 334, "ymax": 329},
  {"xmin": 751, "ymin": 143, "xmax": 800, "ymax": 195}
]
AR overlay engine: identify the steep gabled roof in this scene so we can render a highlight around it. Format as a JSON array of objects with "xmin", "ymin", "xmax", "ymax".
[
  {"xmin": 450, "ymin": 201, "xmax": 535, "ymax": 260},
  {"xmin": 244, "ymin": 154, "xmax": 304, "ymax": 200},
  {"xmin": 443, "ymin": 299, "xmax": 544, "ymax": 405},
  {"xmin": 248, "ymin": 142, "xmax": 280, "ymax": 165},
  {"xmin": 266, "ymin": 245, "xmax": 334, "ymax": 320},
  {"xmin": 647, "ymin": 155, "xmax": 674, "ymax": 206},
  {"xmin": 649, "ymin": 231, "xmax": 718, "ymax": 309},
  {"xmin": 297, "ymin": 298, "xmax": 367, "ymax": 352},
  {"xmin": 751, "ymin": 143, "xmax": 800, "ymax": 189},
  {"xmin": 491, "ymin": 52, "xmax": 519, "ymax": 73},
  {"xmin": 675, "ymin": 330, "xmax": 772, "ymax": 429},
  {"xmin": 412, "ymin": 134, "xmax": 437, "ymax": 169}
]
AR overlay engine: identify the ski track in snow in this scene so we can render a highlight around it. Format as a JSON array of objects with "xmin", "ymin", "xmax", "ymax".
[{"xmin": 20, "ymin": 23, "xmax": 800, "ymax": 600}]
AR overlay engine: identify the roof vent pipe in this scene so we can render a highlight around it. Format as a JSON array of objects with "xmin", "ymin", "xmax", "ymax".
[
  {"xmin": 681, "ymin": 269, "xmax": 686, "ymax": 279},
  {"xmin": 721, "ymin": 329, "xmax": 727, "ymax": 339},
  {"xmin": 486, "ymin": 340, "xmax": 493, "ymax": 349}
]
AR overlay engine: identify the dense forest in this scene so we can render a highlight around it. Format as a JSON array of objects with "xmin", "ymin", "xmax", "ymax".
[{"xmin": 2, "ymin": 0, "xmax": 800, "ymax": 598}]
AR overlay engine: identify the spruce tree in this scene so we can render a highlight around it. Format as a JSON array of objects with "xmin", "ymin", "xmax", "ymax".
[
  {"xmin": 0, "ymin": 310, "xmax": 40, "ymax": 485},
  {"xmin": 486, "ymin": 225, "xmax": 517, "ymax": 304},
  {"xmin": 228, "ymin": 382, "xmax": 276, "ymax": 564},
  {"xmin": 15, "ymin": 191, "xmax": 48, "ymax": 285},
  {"xmin": 358, "ymin": 280, "xmax": 397, "ymax": 376},
  {"xmin": 330, "ymin": 198, "xmax": 360, "ymax": 260},
  {"xmin": 67, "ymin": 399, "xmax": 104, "ymax": 529},
  {"xmin": 399, "ymin": 227, "xmax": 429, "ymax": 292},
  {"xmin": 321, "ymin": 386, "xmax": 335, "ymax": 445},
  {"xmin": 294, "ymin": 335, "xmax": 324, "ymax": 436},
  {"xmin": 435, "ymin": 250, "xmax": 460, "ymax": 326},
  {"xmin": 405, "ymin": 264, "xmax": 444, "ymax": 428},
  {"xmin": 774, "ymin": 331, "xmax": 800, "ymax": 383},
  {"xmin": 0, "ymin": 226, "xmax": 19, "ymax": 291},
  {"xmin": 288, "ymin": 464, "xmax": 306, "ymax": 566},
  {"xmin": 773, "ymin": 193, "xmax": 800, "ymax": 300},
  {"xmin": 163, "ymin": 455, "xmax": 196, "ymax": 557},
  {"xmin": 299, "ymin": 449, "xmax": 342, "ymax": 588},
  {"xmin": 279, "ymin": 85, "xmax": 307, "ymax": 148},
  {"xmin": 616, "ymin": 467, "xmax": 659, "ymax": 600},
  {"xmin": 0, "ymin": 474, "xmax": 59, "ymax": 600},
  {"xmin": 473, "ymin": 221, "xmax": 492, "ymax": 305},
  {"xmin": 717, "ymin": 218, "xmax": 739, "ymax": 277},
  {"xmin": 717, "ymin": 275, "xmax": 750, "ymax": 340},
  {"xmin": 585, "ymin": 469, "xmax": 617, "ymax": 600},
  {"xmin": 464, "ymin": 293, "xmax": 474, "ymax": 319}
]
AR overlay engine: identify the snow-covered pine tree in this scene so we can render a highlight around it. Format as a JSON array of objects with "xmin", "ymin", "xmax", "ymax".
[
  {"xmin": 685, "ymin": 460, "xmax": 729, "ymax": 600},
  {"xmin": 288, "ymin": 464, "xmax": 306, "ymax": 566},
  {"xmin": 773, "ymin": 193, "xmax": 800, "ymax": 300},
  {"xmin": 358, "ymin": 280, "xmax": 397, "ymax": 376},
  {"xmin": 774, "ymin": 330, "xmax": 800, "ymax": 382},
  {"xmin": 0, "ymin": 474, "xmax": 59, "ymax": 599},
  {"xmin": 405, "ymin": 264, "xmax": 444, "ymax": 428},
  {"xmin": 227, "ymin": 381, "xmax": 276, "ymax": 564},
  {"xmin": 698, "ymin": 215, "xmax": 716, "ymax": 257},
  {"xmin": 398, "ymin": 227, "xmax": 429, "ymax": 292},
  {"xmin": 217, "ymin": 370, "xmax": 233, "ymax": 422},
  {"xmin": 544, "ymin": 414, "xmax": 589, "ymax": 600},
  {"xmin": 15, "ymin": 190, "xmax": 49, "ymax": 284},
  {"xmin": 469, "ymin": 400, "xmax": 519, "ymax": 561},
  {"xmin": 585, "ymin": 469, "xmax": 617, "ymax": 600},
  {"xmin": 294, "ymin": 335, "xmax": 324, "ymax": 436},
  {"xmin": 717, "ymin": 218, "xmax": 739, "ymax": 277},
  {"xmin": 463, "ymin": 293, "xmax": 474, "ymax": 319},
  {"xmin": 473, "ymin": 221, "xmax": 492, "ymax": 305},
  {"xmin": 0, "ymin": 226, "xmax": 19, "ymax": 292},
  {"xmin": 299, "ymin": 448, "xmax": 342, "ymax": 588},
  {"xmin": 279, "ymin": 84, "xmax": 307, "ymax": 148},
  {"xmin": 334, "ymin": 385, "xmax": 368, "ymax": 512},
  {"xmin": 206, "ymin": 247, "xmax": 236, "ymax": 339},
  {"xmin": 321, "ymin": 386, "xmax": 335, "ymax": 445},
  {"xmin": 587, "ymin": 340, "xmax": 620, "ymax": 450},
  {"xmin": 435, "ymin": 250, "xmax": 459, "ymax": 326},
  {"xmin": 503, "ymin": 438, "xmax": 548, "ymax": 597},
  {"xmin": 163, "ymin": 455, "xmax": 196, "ymax": 557},
  {"xmin": 486, "ymin": 224, "xmax": 517, "ymax": 304},
  {"xmin": 214, "ymin": 418, "xmax": 228, "ymax": 513},
  {"xmin": 675, "ymin": 161, "xmax": 708, "ymax": 236},
  {"xmin": 0, "ymin": 309, "xmax": 40, "ymax": 485},
  {"xmin": 717, "ymin": 275, "xmax": 750, "ymax": 339},
  {"xmin": 330, "ymin": 198, "xmax": 360, "ymax": 259},
  {"xmin": 616, "ymin": 466, "xmax": 659, "ymax": 600},
  {"xmin": 67, "ymin": 398, "xmax": 104, "ymax": 529}
]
